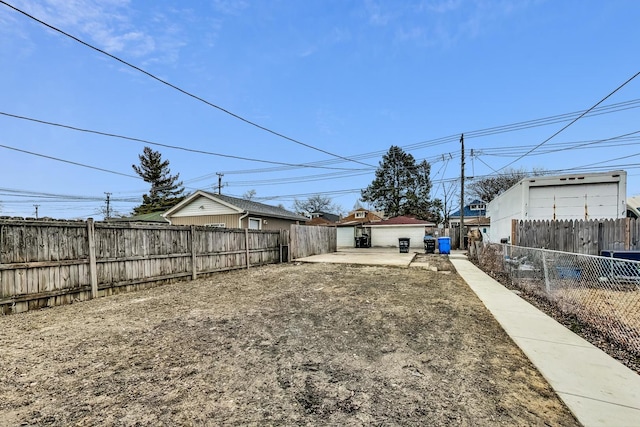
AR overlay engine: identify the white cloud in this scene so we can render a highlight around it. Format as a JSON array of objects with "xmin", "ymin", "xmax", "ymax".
[
  {"xmin": 424, "ymin": 0, "xmax": 462, "ymax": 14},
  {"xmin": 384, "ymin": 0, "xmax": 540, "ymax": 48},
  {"xmin": 212, "ymin": 0, "xmax": 248, "ymax": 16},
  {"xmin": 364, "ymin": 0, "xmax": 393, "ymax": 26},
  {"xmin": 6, "ymin": 0, "xmax": 185, "ymax": 62}
]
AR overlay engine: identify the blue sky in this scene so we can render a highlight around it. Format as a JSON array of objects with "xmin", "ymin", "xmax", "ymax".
[{"xmin": 1, "ymin": 0, "xmax": 639, "ymax": 219}]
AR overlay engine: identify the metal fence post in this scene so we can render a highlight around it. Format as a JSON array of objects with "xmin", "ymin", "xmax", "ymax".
[{"xmin": 541, "ymin": 250, "xmax": 551, "ymax": 294}]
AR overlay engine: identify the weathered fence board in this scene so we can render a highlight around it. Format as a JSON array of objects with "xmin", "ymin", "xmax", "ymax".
[
  {"xmin": 514, "ymin": 218, "xmax": 639, "ymax": 255},
  {"xmin": 290, "ymin": 225, "xmax": 337, "ymax": 259},
  {"xmin": 0, "ymin": 220, "xmax": 289, "ymax": 315}
]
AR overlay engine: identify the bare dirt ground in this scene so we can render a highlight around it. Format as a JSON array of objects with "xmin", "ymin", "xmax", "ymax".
[{"xmin": 0, "ymin": 258, "xmax": 579, "ymax": 426}]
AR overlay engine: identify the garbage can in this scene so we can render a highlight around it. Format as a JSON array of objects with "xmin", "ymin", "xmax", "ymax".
[
  {"xmin": 399, "ymin": 237, "xmax": 410, "ymax": 253},
  {"xmin": 438, "ymin": 237, "xmax": 451, "ymax": 255},
  {"xmin": 424, "ymin": 236, "xmax": 436, "ymax": 254}
]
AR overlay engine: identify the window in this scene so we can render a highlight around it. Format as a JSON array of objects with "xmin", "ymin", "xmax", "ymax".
[
  {"xmin": 355, "ymin": 211, "xmax": 366, "ymax": 219},
  {"xmin": 249, "ymin": 218, "xmax": 262, "ymax": 230},
  {"xmin": 470, "ymin": 204, "xmax": 485, "ymax": 211}
]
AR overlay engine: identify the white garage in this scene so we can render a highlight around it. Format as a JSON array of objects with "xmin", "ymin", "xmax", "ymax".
[{"xmin": 369, "ymin": 216, "xmax": 435, "ymax": 249}]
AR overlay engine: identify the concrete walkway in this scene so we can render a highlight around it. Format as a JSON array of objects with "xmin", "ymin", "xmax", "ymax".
[{"xmin": 449, "ymin": 252, "xmax": 640, "ymax": 427}]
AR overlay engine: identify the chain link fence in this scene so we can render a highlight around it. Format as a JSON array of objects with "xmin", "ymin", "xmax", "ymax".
[{"xmin": 476, "ymin": 244, "xmax": 640, "ymax": 357}]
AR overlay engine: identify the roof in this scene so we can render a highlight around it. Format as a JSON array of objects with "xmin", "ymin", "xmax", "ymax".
[
  {"xmin": 336, "ymin": 209, "xmax": 384, "ymax": 226},
  {"xmin": 108, "ymin": 212, "xmax": 169, "ymax": 223},
  {"xmin": 164, "ymin": 191, "xmax": 307, "ymax": 222},
  {"xmin": 307, "ymin": 216, "xmax": 337, "ymax": 226},
  {"xmin": 451, "ymin": 199, "xmax": 487, "ymax": 218},
  {"xmin": 370, "ymin": 216, "xmax": 436, "ymax": 226},
  {"xmin": 310, "ymin": 211, "xmax": 340, "ymax": 223},
  {"xmin": 464, "ymin": 217, "xmax": 491, "ymax": 226}
]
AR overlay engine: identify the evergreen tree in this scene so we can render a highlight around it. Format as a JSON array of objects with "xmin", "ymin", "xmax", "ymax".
[
  {"xmin": 132, "ymin": 147, "xmax": 185, "ymax": 215},
  {"xmin": 361, "ymin": 146, "xmax": 440, "ymax": 221}
]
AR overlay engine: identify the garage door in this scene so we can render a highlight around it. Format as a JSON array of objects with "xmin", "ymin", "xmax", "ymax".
[{"xmin": 528, "ymin": 183, "xmax": 620, "ymax": 220}]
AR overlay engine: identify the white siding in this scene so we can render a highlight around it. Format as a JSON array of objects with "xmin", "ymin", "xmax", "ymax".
[
  {"xmin": 486, "ymin": 171, "xmax": 627, "ymax": 243},
  {"xmin": 171, "ymin": 196, "xmax": 241, "ymax": 218},
  {"xmin": 486, "ymin": 182, "xmax": 526, "ymax": 243},
  {"xmin": 337, "ymin": 227, "xmax": 356, "ymax": 247},
  {"xmin": 370, "ymin": 226, "xmax": 427, "ymax": 248},
  {"xmin": 528, "ymin": 183, "xmax": 620, "ymax": 220}
]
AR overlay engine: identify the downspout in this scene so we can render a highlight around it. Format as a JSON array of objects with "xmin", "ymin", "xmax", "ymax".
[{"xmin": 239, "ymin": 211, "xmax": 249, "ymax": 228}]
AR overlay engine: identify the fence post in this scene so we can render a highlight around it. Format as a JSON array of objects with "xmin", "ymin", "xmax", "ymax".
[
  {"xmin": 87, "ymin": 218, "xmax": 98, "ymax": 299},
  {"xmin": 541, "ymin": 249, "xmax": 551, "ymax": 294},
  {"xmin": 290, "ymin": 225, "xmax": 296, "ymax": 261},
  {"xmin": 625, "ymin": 217, "xmax": 631, "ymax": 250},
  {"xmin": 190, "ymin": 225, "xmax": 197, "ymax": 280},
  {"xmin": 245, "ymin": 228, "xmax": 250, "ymax": 269}
]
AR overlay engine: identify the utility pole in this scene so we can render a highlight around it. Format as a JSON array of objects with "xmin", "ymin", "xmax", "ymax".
[
  {"xmin": 460, "ymin": 134, "xmax": 465, "ymax": 250},
  {"xmin": 33, "ymin": 204, "xmax": 40, "ymax": 220},
  {"xmin": 104, "ymin": 192, "xmax": 112, "ymax": 220},
  {"xmin": 216, "ymin": 172, "xmax": 224, "ymax": 195}
]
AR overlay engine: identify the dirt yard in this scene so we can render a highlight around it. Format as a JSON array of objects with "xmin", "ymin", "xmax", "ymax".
[{"xmin": 0, "ymin": 258, "xmax": 579, "ymax": 426}]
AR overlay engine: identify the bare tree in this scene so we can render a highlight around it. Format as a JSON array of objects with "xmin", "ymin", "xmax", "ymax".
[
  {"xmin": 439, "ymin": 181, "xmax": 459, "ymax": 227},
  {"xmin": 242, "ymin": 189, "xmax": 257, "ymax": 200},
  {"xmin": 467, "ymin": 168, "xmax": 546, "ymax": 203},
  {"xmin": 292, "ymin": 194, "xmax": 342, "ymax": 217}
]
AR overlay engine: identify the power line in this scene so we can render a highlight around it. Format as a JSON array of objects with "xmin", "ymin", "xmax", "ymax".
[
  {"xmin": 0, "ymin": 111, "xmax": 365, "ymax": 172},
  {"xmin": 0, "ymin": 187, "xmax": 138, "ymax": 202},
  {"xmin": 218, "ymin": 98, "xmax": 640, "ymax": 175},
  {"xmin": 0, "ymin": 143, "xmax": 141, "ymax": 179},
  {"xmin": 221, "ymin": 130, "xmax": 640, "ymax": 188},
  {"xmin": 0, "ymin": 0, "xmax": 374, "ymax": 168},
  {"xmin": 496, "ymin": 71, "xmax": 640, "ymax": 172},
  {"xmin": 3, "ymin": 97, "xmax": 638, "ymax": 183}
]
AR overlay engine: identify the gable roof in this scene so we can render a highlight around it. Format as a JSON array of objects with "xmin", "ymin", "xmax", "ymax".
[
  {"xmin": 310, "ymin": 211, "xmax": 340, "ymax": 223},
  {"xmin": 164, "ymin": 191, "xmax": 307, "ymax": 222},
  {"xmin": 451, "ymin": 199, "xmax": 487, "ymax": 218},
  {"xmin": 336, "ymin": 209, "xmax": 384, "ymax": 226},
  {"xmin": 306, "ymin": 216, "xmax": 336, "ymax": 226}
]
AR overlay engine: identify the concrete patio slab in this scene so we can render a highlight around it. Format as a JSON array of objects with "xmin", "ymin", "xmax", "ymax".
[{"xmin": 294, "ymin": 248, "xmax": 417, "ymax": 267}]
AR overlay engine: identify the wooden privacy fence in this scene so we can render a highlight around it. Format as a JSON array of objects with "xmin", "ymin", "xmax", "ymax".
[
  {"xmin": 0, "ymin": 219, "xmax": 288, "ymax": 315},
  {"xmin": 289, "ymin": 225, "xmax": 337, "ymax": 259},
  {"xmin": 513, "ymin": 218, "xmax": 640, "ymax": 255}
]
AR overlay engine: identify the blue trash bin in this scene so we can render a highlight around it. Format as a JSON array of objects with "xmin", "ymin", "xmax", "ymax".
[{"xmin": 438, "ymin": 237, "xmax": 451, "ymax": 255}]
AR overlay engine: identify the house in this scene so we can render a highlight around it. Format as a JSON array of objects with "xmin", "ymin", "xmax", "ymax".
[
  {"xmin": 627, "ymin": 196, "xmax": 640, "ymax": 219},
  {"xmin": 486, "ymin": 170, "xmax": 627, "ymax": 243},
  {"xmin": 448, "ymin": 200, "xmax": 490, "ymax": 242},
  {"xmin": 369, "ymin": 216, "xmax": 436, "ymax": 248},
  {"xmin": 306, "ymin": 211, "xmax": 340, "ymax": 226},
  {"xmin": 163, "ymin": 191, "xmax": 307, "ymax": 230},
  {"xmin": 336, "ymin": 208, "xmax": 384, "ymax": 247},
  {"xmin": 449, "ymin": 199, "xmax": 487, "ymax": 226}
]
